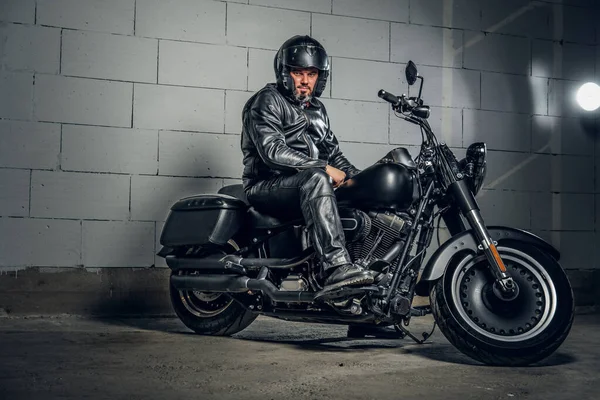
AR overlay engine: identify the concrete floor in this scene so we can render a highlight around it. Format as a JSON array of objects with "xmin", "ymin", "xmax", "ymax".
[{"xmin": 0, "ymin": 313, "xmax": 598, "ymax": 400}]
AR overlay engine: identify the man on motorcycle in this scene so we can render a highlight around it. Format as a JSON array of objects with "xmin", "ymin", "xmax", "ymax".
[{"xmin": 240, "ymin": 35, "xmax": 374, "ymax": 294}]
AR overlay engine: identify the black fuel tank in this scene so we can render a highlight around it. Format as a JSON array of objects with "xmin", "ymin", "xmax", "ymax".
[{"xmin": 335, "ymin": 162, "xmax": 416, "ymax": 211}]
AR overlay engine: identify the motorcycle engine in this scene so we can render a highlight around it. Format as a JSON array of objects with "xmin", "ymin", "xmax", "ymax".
[{"xmin": 341, "ymin": 208, "xmax": 408, "ymax": 268}]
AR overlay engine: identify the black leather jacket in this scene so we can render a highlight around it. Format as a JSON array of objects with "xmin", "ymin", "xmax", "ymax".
[{"xmin": 241, "ymin": 83, "xmax": 360, "ymax": 190}]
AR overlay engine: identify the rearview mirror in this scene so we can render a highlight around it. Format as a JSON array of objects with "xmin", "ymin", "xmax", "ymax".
[{"xmin": 405, "ymin": 61, "xmax": 418, "ymax": 86}]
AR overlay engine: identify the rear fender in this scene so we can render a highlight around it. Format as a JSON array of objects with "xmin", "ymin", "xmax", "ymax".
[{"xmin": 414, "ymin": 226, "xmax": 560, "ymax": 296}]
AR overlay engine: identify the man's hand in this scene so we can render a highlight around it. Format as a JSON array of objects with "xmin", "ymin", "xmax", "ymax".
[{"xmin": 326, "ymin": 165, "xmax": 346, "ymax": 188}]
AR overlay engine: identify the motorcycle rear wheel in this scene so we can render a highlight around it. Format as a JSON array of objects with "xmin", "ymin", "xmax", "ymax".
[
  {"xmin": 430, "ymin": 241, "xmax": 574, "ymax": 366},
  {"xmin": 169, "ymin": 240, "xmax": 258, "ymax": 336}
]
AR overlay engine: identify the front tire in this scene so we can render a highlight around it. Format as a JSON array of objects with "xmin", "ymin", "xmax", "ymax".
[
  {"xmin": 430, "ymin": 241, "xmax": 574, "ymax": 366},
  {"xmin": 169, "ymin": 240, "xmax": 258, "ymax": 336}
]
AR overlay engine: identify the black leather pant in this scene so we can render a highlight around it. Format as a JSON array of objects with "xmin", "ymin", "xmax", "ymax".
[{"xmin": 246, "ymin": 168, "xmax": 352, "ymax": 271}]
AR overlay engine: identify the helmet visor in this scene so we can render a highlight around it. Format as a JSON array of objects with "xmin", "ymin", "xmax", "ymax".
[{"xmin": 281, "ymin": 45, "xmax": 329, "ymax": 71}]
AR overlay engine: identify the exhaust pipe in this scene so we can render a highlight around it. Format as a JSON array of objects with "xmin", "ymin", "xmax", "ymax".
[
  {"xmin": 166, "ymin": 255, "xmax": 225, "ymax": 271},
  {"xmin": 166, "ymin": 249, "xmax": 315, "ymax": 272},
  {"xmin": 170, "ymin": 274, "xmax": 250, "ymax": 292},
  {"xmin": 170, "ymin": 267, "xmax": 315, "ymax": 303},
  {"xmin": 223, "ymin": 249, "xmax": 314, "ymax": 268}
]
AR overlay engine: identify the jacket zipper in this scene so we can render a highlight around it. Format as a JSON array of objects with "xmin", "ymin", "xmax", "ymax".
[{"xmin": 300, "ymin": 109, "xmax": 315, "ymax": 158}]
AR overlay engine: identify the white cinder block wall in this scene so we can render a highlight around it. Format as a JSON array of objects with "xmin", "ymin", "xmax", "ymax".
[{"xmin": 0, "ymin": 0, "xmax": 598, "ymax": 278}]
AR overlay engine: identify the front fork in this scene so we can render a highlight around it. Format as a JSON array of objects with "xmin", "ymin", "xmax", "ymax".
[{"xmin": 447, "ymin": 180, "xmax": 517, "ymax": 297}]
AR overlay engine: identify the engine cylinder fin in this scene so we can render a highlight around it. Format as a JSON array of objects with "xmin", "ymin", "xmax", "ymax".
[{"xmin": 347, "ymin": 212, "xmax": 407, "ymax": 264}]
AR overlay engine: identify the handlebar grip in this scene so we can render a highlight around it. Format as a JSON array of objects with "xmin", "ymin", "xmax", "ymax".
[{"xmin": 378, "ymin": 89, "xmax": 400, "ymax": 107}]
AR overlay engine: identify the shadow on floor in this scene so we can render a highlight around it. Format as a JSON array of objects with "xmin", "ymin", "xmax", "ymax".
[
  {"xmin": 402, "ymin": 345, "xmax": 577, "ymax": 367},
  {"xmin": 88, "ymin": 306, "xmax": 583, "ymax": 368}
]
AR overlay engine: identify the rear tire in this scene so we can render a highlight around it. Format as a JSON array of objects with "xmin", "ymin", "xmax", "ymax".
[
  {"xmin": 430, "ymin": 241, "xmax": 574, "ymax": 366},
  {"xmin": 169, "ymin": 240, "xmax": 258, "ymax": 336}
]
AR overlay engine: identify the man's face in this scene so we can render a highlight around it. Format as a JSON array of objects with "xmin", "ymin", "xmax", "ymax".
[{"xmin": 290, "ymin": 67, "xmax": 318, "ymax": 102}]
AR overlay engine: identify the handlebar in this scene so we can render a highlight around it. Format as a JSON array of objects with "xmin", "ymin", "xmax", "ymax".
[
  {"xmin": 377, "ymin": 89, "xmax": 401, "ymax": 108},
  {"xmin": 377, "ymin": 89, "xmax": 416, "ymax": 110},
  {"xmin": 378, "ymin": 89, "xmax": 429, "ymax": 119}
]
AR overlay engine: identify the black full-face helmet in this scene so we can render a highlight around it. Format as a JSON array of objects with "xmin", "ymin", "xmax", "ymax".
[{"xmin": 273, "ymin": 35, "xmax": 330, "ymax": 98}]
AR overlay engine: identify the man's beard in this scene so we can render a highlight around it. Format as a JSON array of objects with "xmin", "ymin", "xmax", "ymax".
[{"xmin": 293, "ymin": 86, "xmax": 312, "ymax": 103}]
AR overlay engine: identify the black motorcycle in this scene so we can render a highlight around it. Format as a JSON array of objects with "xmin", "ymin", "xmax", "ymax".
[{"xmin": 157, "ymin": 60, "xmax": 574, "ymax": 366}]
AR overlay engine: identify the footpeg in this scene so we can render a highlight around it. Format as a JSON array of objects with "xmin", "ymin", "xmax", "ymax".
[{"xmin": 314, "ymin": 285, "xmax": 378, "ymax": 302}]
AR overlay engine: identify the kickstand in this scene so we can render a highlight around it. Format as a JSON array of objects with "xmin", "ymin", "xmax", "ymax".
[{"xmin": 394, "ymin": 322, "xmax": 437, "ymax": 344}]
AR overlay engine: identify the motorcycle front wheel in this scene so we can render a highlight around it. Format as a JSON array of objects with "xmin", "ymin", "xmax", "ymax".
[{"xmin": 430, "ymin": 241, "xmax": 574, "ymax": 366}]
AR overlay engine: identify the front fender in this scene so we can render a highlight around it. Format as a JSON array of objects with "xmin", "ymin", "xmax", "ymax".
[{"xmin": 414, "ymin": 226, "xmax": 560, "ymax": 296}]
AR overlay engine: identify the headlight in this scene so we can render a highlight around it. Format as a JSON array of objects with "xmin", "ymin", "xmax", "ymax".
[{"xmin": 463, "ymin": 142, "xmax": 487, "ymax": 195}]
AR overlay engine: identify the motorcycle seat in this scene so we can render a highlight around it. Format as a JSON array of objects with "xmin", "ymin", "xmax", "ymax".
[
  {"xmin": 218, "ymin": 184, "xmax": 250, "ymax": 205},
  {"xmin": 218, "ymin": 184, "xmax": 303, "ymax": 230},
  {"xmin": 247, "ymin": 207, "xmax": 303, "ymax": 230}
]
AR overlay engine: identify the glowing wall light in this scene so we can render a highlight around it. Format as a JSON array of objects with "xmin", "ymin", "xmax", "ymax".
[{"xmin": 576, "ymin": 82, "xmax": 600, "ymax": 111}]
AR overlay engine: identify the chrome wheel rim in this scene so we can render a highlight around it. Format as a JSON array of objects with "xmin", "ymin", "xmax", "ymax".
[
  {"xmin": 450, "ymin": 247, "xmax": 557, "ymax": 342},
  {"xmin": 178, "ymin": 240, "xmax": 239, "ymax": 318}
]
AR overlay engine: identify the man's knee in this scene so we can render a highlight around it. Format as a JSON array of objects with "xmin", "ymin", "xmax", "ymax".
[
  {"xmin": 299, "ymin": 168, "xmax": 333, "ymax": 193},
  {"xmin": 300, "ymin": 167, "xmax": 329, "ymax": 181}
]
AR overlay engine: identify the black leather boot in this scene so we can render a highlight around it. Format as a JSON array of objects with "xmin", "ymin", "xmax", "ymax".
[
  {"xmin": 321, "ymin": 263, "xmax": 374, "ymax": 291},
  {"xmin": 301, "ymin": 171, "xmax": 353, "ymax": 268}
]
